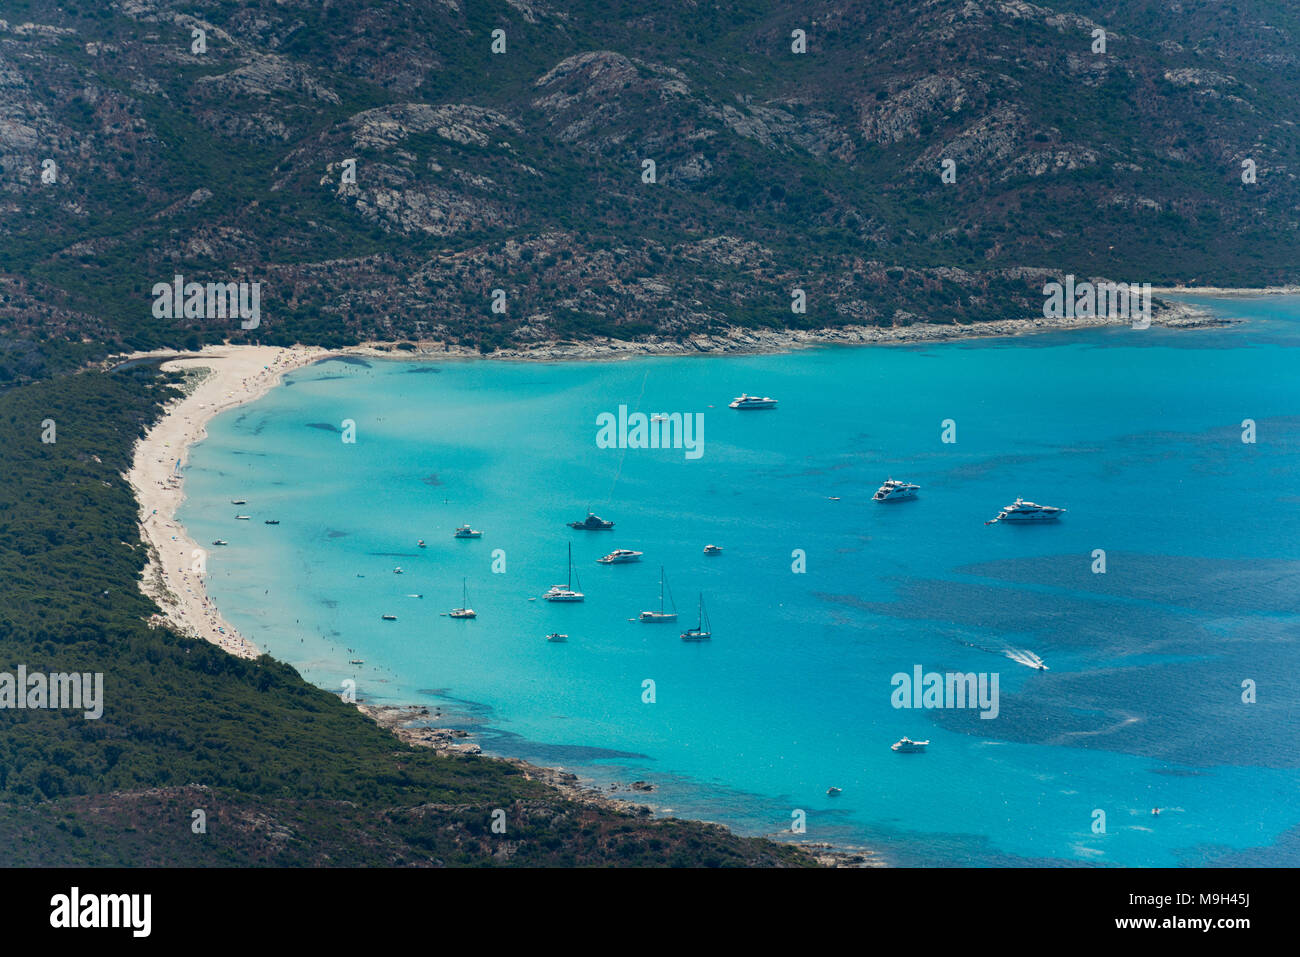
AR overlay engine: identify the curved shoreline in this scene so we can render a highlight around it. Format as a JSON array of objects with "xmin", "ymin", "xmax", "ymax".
[
  {"xmin": 126, "ymin": 345, "xmax": 331, "ymax": 659},
  {"xmin": 119, "ymin": 303, "xmax": 1227, "ymax": 661},
  {"xmin": 116, "ymin": 303, "xmax": 1245, "ymax": 865}
]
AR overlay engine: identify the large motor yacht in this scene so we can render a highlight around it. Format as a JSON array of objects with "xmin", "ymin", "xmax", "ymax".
[{"xmin": 873, "ymin": 478, "xmax": 920, "ymax": 502}]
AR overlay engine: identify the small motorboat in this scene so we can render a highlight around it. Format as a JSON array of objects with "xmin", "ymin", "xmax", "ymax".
[
  {"xmin": 211, "ymin": 539, "xmax": 228, "ymax": 546},
  {"xmin": 703, "ymin": 544, "xmax": 723, "ymax": 555},
  {"xmin": 393, "ymin": 567, "xmax": 403, "ymax": 574},
  {"xmin": 826, "ymin": 787, "xmax": 842, "ymax": 797},
  {"xmin": 230, "ymin": 499, "xmax": 247, "ymax": 505},
  {"xmin": 235, "ymin": 515, "xmax": 251, "ymax": 520},
  {"xmin": 264, "ymin": 519, "xmax": 280, "ymax": 525},
  {"xmin": 349, "ymin": 659, "xmax": 365, "ymax": 665},
  {"xmin": 453, "ymin": 524, "xmax": 483, "ymax": 539},
  {"xmin": 417, "ymin": 539, "xmax": 426, "ymax": 548},
  {"xmin": 545, "ymin": 633, "xmax": 568, "ymax": 642},
  {"xmin": 381, "ymin": 614, "xmax": 397, "ymax": 621}
]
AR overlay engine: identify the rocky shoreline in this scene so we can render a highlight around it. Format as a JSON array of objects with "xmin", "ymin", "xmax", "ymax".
[
  {"xmin": 345, "ymin": 299, "xmax": 1227, "ymax": 363},
  {"xmin": 359, "ymin": 703, "xmax": 882, "ymax": 867}
]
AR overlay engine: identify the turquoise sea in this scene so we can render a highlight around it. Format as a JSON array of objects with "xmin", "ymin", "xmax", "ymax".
[{"xmin": 181, "ymin": 295, "xmax": 1300, "ymax": 866}]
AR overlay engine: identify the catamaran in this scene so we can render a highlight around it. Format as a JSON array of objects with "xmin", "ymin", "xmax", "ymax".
[
  {"xmin": 873, "ymin": 478, "xmax": 920, "ymax": 502},
  {"xmin": 639, "ymin": 566, "xmax": 677, "ymax": 622},
  {"xmin": 728, "ymin": 393, "xmax": 778, "ymax": 410},
  {"xmin": 681, "ymin": 593, "xmax": 711, "ymax": 640},
  {"xmin": 597, "ymin": 548, "xmax": 643, "ymax": 564},
  {"xmin": 986, "ymin": 498, "xmax": 1066, "ymax": 524},
  {"xmin": 544, "ymin": 543, "xmax": 585, "ymax": 602},
  {"xmin": 449, "ymin": 578, "xmax": 477, "ymax": 619}
]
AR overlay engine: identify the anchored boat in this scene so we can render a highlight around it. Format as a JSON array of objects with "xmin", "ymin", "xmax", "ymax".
[
  {"xmin": 987, "ymin": 498, "xmax": 1066, "ymax": 524},
  {"xmin": 681, "ymin": 593, "xmax": 711, "ymax": 641},
  {"xmin": 544, "ymin": 543, "xmax": 585, "ymax": 602},
  {"xmin": 568, "ymin": 511, "xmax": 614, "ymax": 530},
  {"xmin": 639, "ymin": 567, "xmax": 677, "ymax": 623},
  {"xmin": 449, "ymin": 578, "xmax": 477, "ymax": 619},
  {"xmin": 873, "ymin": 478, "xmax": 920, "ymax": 502}
]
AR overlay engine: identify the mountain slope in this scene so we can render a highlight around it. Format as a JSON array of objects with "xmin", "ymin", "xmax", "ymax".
[{"xmin": 1, "ymin": 0, "xmax": 1296, "ymax": 380}]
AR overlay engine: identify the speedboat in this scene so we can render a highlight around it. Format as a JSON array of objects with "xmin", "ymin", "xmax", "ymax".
[
  {"xmin": 544, "ymin": 543, "xmax": 585, "ymax": 602},
  {"xmin": 264, "ymin": 519, "xmax": 280, "ymax": 525},
  {"xmin": 417, "ymin": 539, "xmax": 426, "ymax": 548},
  {"xmin": 393, "ymin": 567, "xmax": 403, "ymax": 574},
  {"xmin": 381, "ymin": 614, "xmax": 397, "ymax": 621},
  {"xmin": 453, "ymin": 524, "xmax": 483, "ymax": 538},
  {"xmin": 545, "ymin": 633, "xmax": 568, "ymax": 642},
  {"xmin": 703, "ymin": 544, "xmax": 723, "ymax": 555},
  {"xmin": 987, "ymin": 498, "xmax": 1066, "ymax": 524},
  {"xmin": 597, "ymin": 549, "xmax": 643, "ymax": 564},
  {"xmin": 728, "ymin": 393, "xmax": 778, "ymax": 410},
  {"xmin": 211, "ymin": 539, "xmax": 228, "ymax": 546},
  {"xmin": 826, "ymin": 787, "xmax": 842, "ymax": 797},
  {"xmin": 235, "ymin": 515, "xmax": 250, "ymax": 520},
  {"xmin": 639, "ymin": 567, "xmax": 677, "ymax": 622},
  {"xmin": 873, "ymin": 478, "xmax": 920, "ymax": 502},
  {"xmin": 349, "ymin": 659, "xmax": 365, "ymax": 665},
  {"xmin": 230, "ymin": 499, "xmax": 247, "ymax": 505},
  {"xmin": 568, "ymin": 512, "xmax": 614, "ymax": 530},
  {"xmin": 891, "ymin": 737, "xmax": 929, "ymax": 753}
]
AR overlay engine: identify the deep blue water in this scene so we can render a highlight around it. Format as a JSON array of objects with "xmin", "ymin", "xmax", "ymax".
[{"xmin": 181, "ymin": 296, "xmax": 1300, "ymax": 866}]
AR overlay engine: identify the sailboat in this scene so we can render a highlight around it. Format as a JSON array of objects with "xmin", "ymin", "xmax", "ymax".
[
  {"xmin": 449, "ymin": 578, "xmax": 476, "ymax": 619},
  {"xmin": 639, "ymin": 566, "xmax": 677, "ymax": 622},
  {"xmin": 680, "ymin": 593, "xmax": 711, "ymax": 640},
  {"xmin": 543, "ymin": 542, "xmax": 585, "ymax": 602}
]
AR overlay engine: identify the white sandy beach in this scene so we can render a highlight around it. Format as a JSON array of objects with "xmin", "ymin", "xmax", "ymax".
[
  {"xmin": 120, "ymin": 299, "xmax": 1231, "ymax": 660},
  {"xmin": 126, "ymin": 345, "xmax": 329, "ymax": 659}
]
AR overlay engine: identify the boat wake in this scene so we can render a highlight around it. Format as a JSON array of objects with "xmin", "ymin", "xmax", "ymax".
[{"xmin": 1004, "ymin": 648, "xmax": 1048, "ymax": 671}]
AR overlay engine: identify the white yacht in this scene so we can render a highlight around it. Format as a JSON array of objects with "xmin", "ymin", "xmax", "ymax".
[
  {"xmin": 891, "ymin": 737, "xmax": 929, "ymax": 753},
  {"xmin": 729, "ymin": 393, "xmax": 778, "ymax": 410},
  {"xmin": 545, "ymin": 633, "xmax": 568, "ymax": 643},
  {"xmin": 988, "ymin": 498, "xmax": 1066, "ymax": 524},
  {"xmin": 703, "ymin": 544, "xmax": 723, "ymax": 555},
  {"xmin": 449, "ymin": 578, "xmax": 476, "ymax": 619},
  {"xmin": 544, "ymin": 543, "xmax": 585, "ymax": 602},
  {"xmin": 873, "ymin": 478, "xmax": 920, "ymax": 502},
  {"xmin": 639, "ymin": 567, "xmax": 678, "ymax": 623},
  {"xmin": 597, "ymin": 548, "xmax": 643, "ymax": 564},
  {"xmin": 453, "ymin": 524, "xmax": 483, "ymax": 538},
  {"xmin": 680, "ymin": 594, "xmax": 712, "ymax": 641}
]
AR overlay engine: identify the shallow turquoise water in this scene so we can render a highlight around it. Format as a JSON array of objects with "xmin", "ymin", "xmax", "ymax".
[{"xmin": 182, "ymin": 297, "xmax": 1300, "ymax": 866}]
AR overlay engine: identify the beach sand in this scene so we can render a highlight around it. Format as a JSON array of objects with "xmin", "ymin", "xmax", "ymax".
[
  {"xmin": 120, "ymin": 302, "xmax": 1227, "ymax": 661},
  {"xmin": 126, "ymin": 345, "xmax": 328, "ymax": 659}
]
